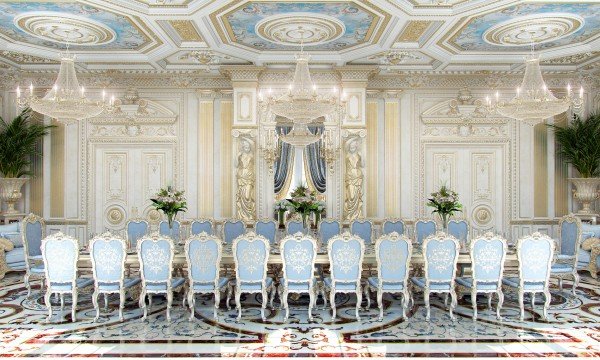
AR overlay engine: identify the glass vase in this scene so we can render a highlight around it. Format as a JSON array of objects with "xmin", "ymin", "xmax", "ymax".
[{"xmin": 278, "ymin": 210, "xmax": 286, "ymax": 228}]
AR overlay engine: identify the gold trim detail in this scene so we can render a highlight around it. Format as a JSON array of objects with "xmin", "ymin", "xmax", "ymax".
[
  {"xmin": 366, "ymin": 101, "xmax": 378, "ymax": 217},
  {"xmin": 168, "ymin": 20, "xmax": 203, "ymax": 42},
  {"xmin": 221, "ymin": 101, "xmax": 234, "ymax": 218},
  {"xmin": 384, "ymin": 100, "xmax": 400, "ymax": 217},
  {"xmin": 199, "ymin": 101, "xmax": 214, "ymax": 217},
  {"xmin": 396, "ymin": 21, "xmax": 432, "ymax": 43},
  {"xmin": 50, "ymin": 124, "xmax": 64, "ymax": 218},
  {"xmin": 534, "ymin": 122, "xmax": 548, "ymax": 217}
]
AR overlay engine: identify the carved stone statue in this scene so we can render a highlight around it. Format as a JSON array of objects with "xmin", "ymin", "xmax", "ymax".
[
  {"xmin": 344, "ymin": 137, "xmax": 364, "ymax": 221},
  {"xmin": 236, "ymin": 138, "xmax": 256, "ymax": 221}
]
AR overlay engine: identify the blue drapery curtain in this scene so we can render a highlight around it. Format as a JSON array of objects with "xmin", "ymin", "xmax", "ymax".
[
  {"xmin": 305, "ymin": 125, "xmax": 326, "ymax": 193},
  {"xmin": 274, "ymin": 125, "xmax": 292, "ymax": 193}
]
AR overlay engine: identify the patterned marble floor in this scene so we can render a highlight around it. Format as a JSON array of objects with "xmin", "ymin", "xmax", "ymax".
[{"xmin": 0, "ymin": 272, "xmax": 599, "ymax": 358}]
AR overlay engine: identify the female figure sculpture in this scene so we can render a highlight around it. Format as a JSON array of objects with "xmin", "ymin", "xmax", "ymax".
[
  {"xmin": 344, "ymin": 138, "xmax": 364, "ymax": 221},
  {"xmin": 236, "ymin": 139, "xmax": 256, "ymax": 221}
]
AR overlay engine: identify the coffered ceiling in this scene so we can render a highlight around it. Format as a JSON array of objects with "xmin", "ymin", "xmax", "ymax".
[{"xmin": 0, "ymin": 0, "xmax": 598, "ymax": 74}]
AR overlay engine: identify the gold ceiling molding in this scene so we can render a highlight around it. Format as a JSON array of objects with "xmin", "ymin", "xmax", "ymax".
[
  {"xmin": 0, "ymin": 51, "xmax": 58, "ymax": 64},
  {"xmin": 168, "ymin": 20, "xmax": 203, "ymax": 42},
  {"xmin": 396, "ymin": 21, "xmax": 432, "ymax": 43}
]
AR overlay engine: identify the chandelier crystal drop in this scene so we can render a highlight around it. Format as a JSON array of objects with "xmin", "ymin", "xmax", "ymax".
[
  {"xmin": 279, "ymin": 123, "xmax": 322, "ymax": 147},
  {"xmin": 487, "ymin": 52, "xmax": 583, "ymax": 126},
  {"xmin": 267, "ymin": 53, "xmax": 342, "ymax": 125},
  {"xmin": 17, "ymin": 52, "xmax": 107, "ymax": 124}
]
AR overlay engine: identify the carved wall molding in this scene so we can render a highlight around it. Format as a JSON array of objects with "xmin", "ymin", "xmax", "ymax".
[{"xmin": 232, "ymin": 130, "xmax": 257, "ymax": 221}]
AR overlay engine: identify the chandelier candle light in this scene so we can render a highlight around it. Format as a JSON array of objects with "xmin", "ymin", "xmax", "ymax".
[
  {"xmin": 16, "ymin": 52, "xmax": 114, "ymax": 124},
  {"xmin": 486, "ymin": 52, "xmax": 584, "ymax": 126}
]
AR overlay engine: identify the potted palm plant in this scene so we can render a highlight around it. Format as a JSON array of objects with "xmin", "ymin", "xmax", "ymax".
[
  {"xmin": 0, "ymin": 108, "xmax": 54, "ymax": 214},
  {"xmin": 548, "ymin": 113, "xmax": 600, "ymax": 214}
]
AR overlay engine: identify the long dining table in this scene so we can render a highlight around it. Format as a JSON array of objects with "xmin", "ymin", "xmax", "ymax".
[{"xmin": 77, "ymin": 243, "xmax": 520, "ymax": 268}]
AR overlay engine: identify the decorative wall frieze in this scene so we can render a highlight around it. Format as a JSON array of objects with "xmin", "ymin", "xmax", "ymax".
[
  {"xmin": 422, "ymin": 124, "xmax": 509, "ymax": 138},
  {"xmin": 88, "ymin": 124, "xmax": 177, "ymax": 138},
  {"xmin": 196, "ymin": 89, "xmax": 232, "ymax": 99},
  {"xmin": 336, "ymin": 66, "xmax": 378, "ymax": 85},
  {"xmin": 91, "ymin": 89, "xmax": 178, "ymax": 125},
  {"xmin": 258, "ymin": 70, "xmax": 341, "ymax": 85},
  {"xmin": 220, "ymin": 66, "xmax": 264, "ymax": 83}
]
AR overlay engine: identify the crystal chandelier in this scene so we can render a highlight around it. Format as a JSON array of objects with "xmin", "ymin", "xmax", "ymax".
[
  {"xmin": 16, "ymin": 52, "xmax": 108, "ymax": 124},
  {"xmin": 486, "ymin": 52, "xmax": 584, "ymax": 126},
  {"xmin": 258, "ymin": 33, "xmax": 345, "ymax": 147}
]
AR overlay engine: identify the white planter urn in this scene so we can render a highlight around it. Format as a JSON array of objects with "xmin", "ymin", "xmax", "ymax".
[
  {"xmin": 0, "ymin": 178, "xmax": 29, "ymax": 215},
  {"xmin": 569, "ymin": 178, "xmax": 600, "ymax": 214}
]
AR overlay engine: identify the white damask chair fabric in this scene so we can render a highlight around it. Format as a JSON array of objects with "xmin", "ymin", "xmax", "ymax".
[
  {"xmin": 550, "ymin": 214, "xmax": 581, "ymax": 295},
  {"xmin": 323, "ymin": 232, "xmax": 365, "ymax": 321},
  {"xmin": 350, "ymin": 219, "xmax": 374, "ymax": 244},
  {"xmin": 223, "ymin": 219, "xmax": 246, "ymax": 244},
  {"xmin": 185, "ymin": 232, "xmax": 231, "ymax": 320},
  {"xmin": 502, "ymin": 232, "xmax": 555, "ymax": 321},
  {"xmin": 89, "ymin": 233, "xmax": 141, "ymax": 322},
  {"xmin": 415, "ymin": 220, "xmax": 437, "ymax": 245},
  {"xmin": 318, "ymin": 218, "xmax": 341, "ymax": 246},
  {"xmin": 286, "ymin": 219, "xmax": 305, "ymax": 236},
  {"xmin": 21, "ymin": 213, "xmax": 46, "ymax": 297},
  {"xmin": 126, "ymin": 219, "xmax": 149, "ymax": 250},
  {"xmin": 367, "ymin": 232, "xmax": 412, "ymax": 320},
  {"xmin": 279, "ymin": 233, "xmax": 319, "ymax": 321},
  {"xmin": 41, "ymin": 232, "xmax": 93, "ymax": 323},
  {"xmin": 411, "ymin": 232, "xmax": 460, "ymax": 321},
  {"xmin": 190, "ymin": 218, "xmax": 214, "ymax": 236},
  {"xmin": 447, "ymin": 220, "xmax": 469, "ymax": 248},
  {"xmin": 254, "ymin": 219, "xmax": 278, "ymax": 245},
  {"xmin": 137, "ymin": 233, "xmax": 185, "ymax": 321},
  {"xmin": 232, "ymin": 232, "xmax": 276, "ymax": 322},
  {"xmin": 455, "ymin": 232, "xmax": 507, "ymax": 320},
  {"xmin": 382, "ymin": 218, "xmax": 405, "ymax": 236},
  {"xmin": 159, "ymin": 220, "xmax": 181, "ymax": 243}
]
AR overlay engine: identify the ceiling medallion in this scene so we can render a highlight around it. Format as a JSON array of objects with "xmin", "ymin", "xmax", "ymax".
[
  {"xmin": 14, "ymin": 12, "xmax": 116, "ymax": 46},
  {"xmin": 483, "ymin": 13, "xmax": 584, "ymax": 46},
  {"xmin": 256, "ymin": 13, "xmax": 345, "ymax": 46}
]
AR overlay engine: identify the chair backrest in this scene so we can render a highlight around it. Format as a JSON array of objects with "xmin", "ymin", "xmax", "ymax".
[
  {"xmin": 382, "ymin": 218, "xmax": 405, "ymax": 236},
  {"xmin": 350, "ymin": 219, "xmax": 374, "ymax": 244},
  {"xmin": 327, "ymin": 232, "xmax": 364, "ymax": 285},
  {"xmin": 223, "ymin": 219, "xmax": 246, "ymax": 244},
  {"xmin": 254, "ymin": 219, "xmax": 277, "ymax": 245},
  {"xmin": 22, "ymin": 213, "xmax": 45, "ymax": 259},
  {"xmin": 448, "ymin": 219, "xmax": 469, "ymax": 247},
  {"xmin": 470, "ymin": 232, "xmax": 507, "ymax": 284},
  {"xmin": 126, "ymin": 219, "xmax": 149, "ymax": 249},
  {"xmin": 375, "ymin": 232, "xmax": 412, "ymax": 285},
  {"xmin": 318, "ymin": 218, "xmax": 341, "ymax": 246},
  {"xmin": 89, "ymin": 233, "xmax": 127, "ymax": 285},
  {"xmin": 41, "ymin": 232, "xmax": 78, "ymax": 286},
  {"xmin": 137, "ymin": 233, "xmax": 174, "ymax": 285},
  {"xmin": 159, "ymin": 220, "xmax": 181, "ymax": 242},
  {"xmin": 232, "ymin": 232, "xmax": 270, "ymax": 284},
  {"xmin": 517, "ymin": 232, "xmax": 555, "ymax": 284},
  {"xmin": 21, "ymin": 213, "xmax": 46, "ymax": 263},
  {"xmin": 185, "ymin": 232, "xmax": 221, "ymax": 285},
  {"xmin": 558, "ymin": 214, "xmax": 581, "ymax": 257},
  {"xmin": 423, "ymin": 232, "xmax": 460, "ymax": 283},
  {"xmin": 415, "ymin": 219, "xmax": 437, "ymax": 245},
  {"xmin": 190, "ymin": 218, "xmax": 214, "ymax": 236},
  {"xmin": 286, "ymin": 219, "xmax": 304, "ymax": 235},
  {"xmin": 280, "ymin": 233, "xmax": 317, "ymax": 284}
]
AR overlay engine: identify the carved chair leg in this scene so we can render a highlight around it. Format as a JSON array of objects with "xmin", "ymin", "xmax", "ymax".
[
  {"xmin": 282, "ymin": 289, "xmax": 289, "ymax": 322},
  {"xmin": 543, "ymin": 289, "xmax": 551, "ymax": 321},
  {"xmin": 449, "ymin": 289, "xmax": 457, "ymax": 322},
  {"xmin": 471, "ymin": 289, "xmax": 478, "ymax": 321},
  {"xmin": 44, "ymin": 289, "xmax": 52, "ymax": 323},
  {"xmin": 330, "ymin": 289, "xmax": 336, "ymax": 321},
  {"xmin": 518, "ymin": 290, "xmax": 524, "ymax": 321},
  {"xmin": 235, "ymin": 289, "xmax": 242, "ymax": 322},
  {"xmin": 496, "ymin": 290, "xmax": 504, "ymax": 320},
  {"xmin": 71, "ymin": 290, "xmax": 78, "ymax": 323},
  {"xmin": 355, "ymin": 287, "xmax": 362, "ymax": 321},
  {"xmin": 572, "ymin": 271, "xmax": 579, "ymax": 296},
  {"xmin": 261, "ymin": 288, "xmax": 268, "ymax": 322},
  {"xmin": 92, "ymin": 290, "xmax": 100, "ymax": 322},
  {"xmin": 424, "ymin": 289, "xmax": 431, "ymax": 321},
  {"xmin": 214, "ymin": 289, "xmax": 221, "ymax": 320},
  {"xmin": 24, "ymin": 273, "xmax": 31, "ymax": 298},
  {"xmin": 166, "ymin": 290, "xmax": 173, "ymax": 322},
  {"xmin": 377, "ymin": 289, "xmax": 383, "ymax": 321},
  {"xmin": 119, "ymin": 290, "xmax": 125, "ymax": 322},
  {"xmin": 364, "ymin": 284, "xmax": 371, "ymax": 309}
]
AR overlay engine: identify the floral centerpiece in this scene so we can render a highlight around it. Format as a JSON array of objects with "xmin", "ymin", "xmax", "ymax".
[
  {"xmin": 287, "ymin": 184, "xmax": 319, "ymax": 229},
  {"xmin": 427, "ymin": 185, "xmax": 462, "ymax": 231},
  {"xmin": 150, "ymin": 186, "xmax": 187, "ymax": 228},
  {"xmin": 274, "ymin": 199, "xmax": 292, "ymax": 227}
]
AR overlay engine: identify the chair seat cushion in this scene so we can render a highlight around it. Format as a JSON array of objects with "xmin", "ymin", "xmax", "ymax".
[
  {"xmin": 145, "ymin": 277, "xmax": 185, "ymax": 291},
  {"xmin": 501, "ymin": 277, "xmax": 545, "ymax": 291},
  {"xmin": 238, "ymin": 277, "xmax": 273, "ymax": 291},
  {"xmin": 367, "ymin": 277, "xmax": 405, "ymax": 291},
  {"xmin": 30, "ymin": 264, "xmax": 45, "ymax": 273},
  {"xmin": 50, "ymin": 278, "xmax": 94, "ymax": 291},
  {"xmin": 279, "ymin": 277, "xmax": 317, "ymax": 291},
  {"xmin": 551, "ymin": 263, "xmax": 574, "ymax": 274},
  {"xmin": 455, "ymin": 277, "xmax": 499, "ymax": 291},
  {"xmin": 411, "ymin": 277, "xmax": 452, "ymax": 291},
  {"xmin": 98, "ymin": 278, "xmax": 141, "ymax": 291},
  {"xmin": 4, "ymin": 247, "xmax": 24, "ymax": 265},
  {"xmin": 323, "ymin": 277, "xmax": 359, "ymax": 291},
  {"xmin": 193, "ymin": 277, "xmax": 230, "ymax": 292}
]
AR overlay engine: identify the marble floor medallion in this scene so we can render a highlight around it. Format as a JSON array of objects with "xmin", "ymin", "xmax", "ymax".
[{"xmin": 0, "ymin": 273, "xmax": 599, "ymax": 357}]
